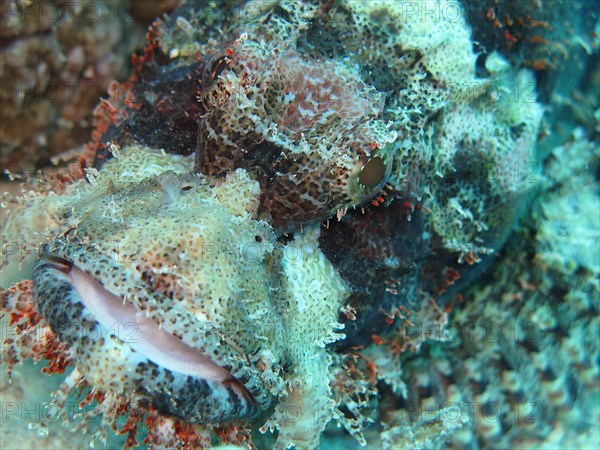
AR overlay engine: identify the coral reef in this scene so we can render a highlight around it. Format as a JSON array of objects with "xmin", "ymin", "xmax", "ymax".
[
  {"xmin": 0, "ymin": 0, "xmax": 176, "ymax": 168},
  {"xmin": 1, "ymin": 0, "xmax": 597, "ymax": 449}
]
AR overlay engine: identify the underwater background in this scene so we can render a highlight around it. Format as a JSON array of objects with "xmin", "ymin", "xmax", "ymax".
[{"xmin": 1, "ymin": 1, "xmax": 599, "ymax": 449}]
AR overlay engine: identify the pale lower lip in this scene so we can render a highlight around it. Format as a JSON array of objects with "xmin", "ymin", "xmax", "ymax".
[{"xmin": 45, "ymin": 258, "xmax": 234, "ymax": 384}]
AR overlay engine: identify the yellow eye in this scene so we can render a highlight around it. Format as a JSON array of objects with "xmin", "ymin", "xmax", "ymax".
[{"xmin": 358, "ymin": 156, "xmax": 386, "ymax": 187}]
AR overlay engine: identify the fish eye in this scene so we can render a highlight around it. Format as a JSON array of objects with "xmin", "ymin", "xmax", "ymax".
[{"xmin": 358, "ymin": 156, "xmax": 386, "ymax": 187}]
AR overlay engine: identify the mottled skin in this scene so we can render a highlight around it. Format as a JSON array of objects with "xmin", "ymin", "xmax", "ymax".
[
  {"xmin": 91, "ymin": 10, "xmax": 395, "ymax": 231},
  {"xmin": 2, "ymin": 1, "xmax": 545, "ymax": 449},
  {"xmin": 34, "ymin": 247, "xmax": 260, "ymax": 423},
  {"xmin": 197, "ymin": 41, "xmax": 395, "ymax": 228},
  {"xmin": 22, "ymin": 145, "xmax": 351, "ymax": 448},
  {"xmin": 31, "ymin": 155, "xmax": 280, "ymax": 422}
]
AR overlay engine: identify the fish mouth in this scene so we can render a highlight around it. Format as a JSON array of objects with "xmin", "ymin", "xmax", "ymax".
[{"xmin": 34, "ymin": 255, "xmax": 260, "ymax": 423}]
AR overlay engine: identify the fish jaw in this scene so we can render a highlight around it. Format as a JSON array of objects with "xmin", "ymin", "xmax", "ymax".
[{"xmin": 33, "ymin": 255, "xmax": 260, "ymax": 423}]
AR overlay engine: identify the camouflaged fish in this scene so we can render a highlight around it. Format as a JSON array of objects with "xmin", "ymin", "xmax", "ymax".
[{"xmin": 1, "ymin": 1, "xmax": 543, "ymax": 448}]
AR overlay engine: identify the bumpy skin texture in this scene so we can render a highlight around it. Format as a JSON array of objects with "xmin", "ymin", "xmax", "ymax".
[
  {"xmin": 382, "ymin": 136, "xmax": 600, "ymax": 449},
  {"xmin": 321, "ymin": 200, "xmax": 426, "ymax": 348},
  {"xmin": 5, "ymin": 145, "xmax": 352, "ymax": 448},
  {"xmin": 33, "ymin": 246, "xmax": 261, "ymax": 424},
  {"xmin": 1, "ymin": 1, "xmax": 548, "ymax": 449},
  {"xmin": 197, "ymin": 41, "xmax": 395, "ymax": 228},
  {"xmin": 30, "ymin": 151, "xmax": 279, "ymax": 421},
  {"xmin": 90, "ymin": 3, "xmax": 395, "ymax": 230}
]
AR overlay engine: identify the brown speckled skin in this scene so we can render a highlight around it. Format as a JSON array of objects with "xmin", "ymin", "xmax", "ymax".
[
  {"xmin": 4, "ymin": 1, "xmax": 549, "ymax": 448},
  {"xmin": 92, "ymin": 17, "xmax": 394, "ymax": 230},
  {"xmin": 27, "ymin": 159, "xmax": 279, "ymax": 423},
  {"xmin": 196, "ymin": 42, "xmax": 394, "ymax": 229},
  {"xmin": 33, "ymin": 244, "xmax": 260, "ymax": 423}
]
